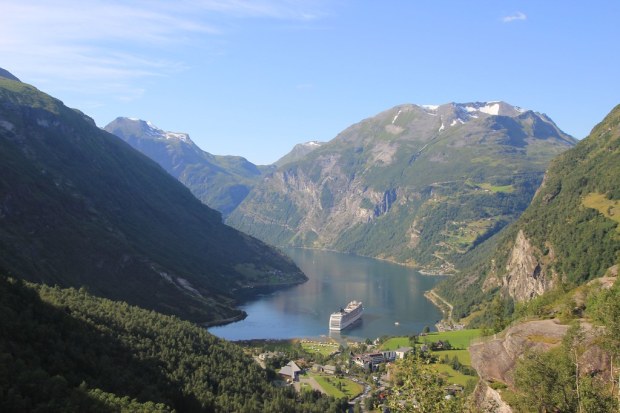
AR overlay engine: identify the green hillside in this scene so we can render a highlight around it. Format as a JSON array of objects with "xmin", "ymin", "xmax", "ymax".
[
  {"xmin": 436, "ymin": 104, "xmax": 620, "ymax": 324},
  {"xmin": 0, "ymin": 275, "xmax": 346, "ymax": 412},
  {"xmin": 229, "ymin": 102, "xmax": 575, "ymax": 273},
  {"xmin": 0, "ymin": 74, "xmax": 305, "ymax": 324}
]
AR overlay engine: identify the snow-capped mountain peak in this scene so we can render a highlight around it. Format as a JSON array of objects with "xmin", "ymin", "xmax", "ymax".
[{"xmin": 112, "ymin": 117, "xmax": 193, "ymax": 144}]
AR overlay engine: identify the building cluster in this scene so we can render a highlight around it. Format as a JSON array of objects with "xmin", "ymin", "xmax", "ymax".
[{"xmin": 352, "ymin": 347, "xmax": 412, "ymax": 370}]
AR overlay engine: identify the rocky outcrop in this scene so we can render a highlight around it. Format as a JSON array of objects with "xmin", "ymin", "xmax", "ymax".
[
  {"xmin": 470, "ymin": 318, "xmax": 613, "ymax": 411},
  {"xmin": 470, "ymin": 319, "xmax": 569, "ymax": 386},
  {"xmin": 502, "ymin": 230, "xmax": 555, "ymax": 302},
  {"xmin": 472, "ymin": 381, "xmax": 513, "ymax": 413}
]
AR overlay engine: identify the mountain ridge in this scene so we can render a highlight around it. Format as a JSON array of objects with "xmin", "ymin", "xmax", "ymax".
[
  {"xmin": 0, "ymin": 73, "xmax": 306, "ymax": 324},
  {"xmin": 228, "ymin": 101, "xmax": 576, "ymax": 273},
  {"xmin": 105, "ymin": 117, "xmax": 274, "ymax": 216}
]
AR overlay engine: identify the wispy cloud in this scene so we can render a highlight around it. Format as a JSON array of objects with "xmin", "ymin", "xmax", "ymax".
[
  {"xmin": 0, "ymin": 0, "xmax": 326, "ymax": 105},
  {"xmin": 502, "ymin": 11, "xmax": 527, "ymax": 23}
]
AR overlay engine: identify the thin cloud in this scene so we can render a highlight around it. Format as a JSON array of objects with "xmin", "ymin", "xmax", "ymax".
[
  {"xmin": 502, "ymin": 11, "xmax": 527, "ymax": 23},
  {"xmin": 0, "ymin": 0, "xmax": 327, "ymax": 106}
]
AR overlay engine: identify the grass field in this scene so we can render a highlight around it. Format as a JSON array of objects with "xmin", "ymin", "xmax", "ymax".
[
  {"xmin": 418, "ymin": 329, "xmax": 482, "ymax": 349},
  {"xmin": 382, "ymin": 329, "xmax": 482, "ymax": 351},
  {"xmin": 381, "ymin": 336, "xmax": 412, "ymax": 350},
  {"xmin": 300, "ymin": 340, "xmax": 339, "ymax": 357},
  {"xmin": 477, "ymin": 182, "xmax": 515, "ymax": 193},
  {"xmin": 308, "ymin": 372, "xmax": 363, "ymax": 399},
  {"xmin": 432, "ymin": 364, "xmax": 476, "ymax": 387},
  {"xmin": 583, "ymin": 192, "xmax": 620, "ymax": 232},
  {"xmin": 434, "ymin": 349, "xmax": 471, "ymax": 365}
]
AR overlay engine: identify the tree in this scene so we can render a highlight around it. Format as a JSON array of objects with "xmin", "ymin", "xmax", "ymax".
[
  {"xmin": 386, "ymin": 353, "xmax": 466, "ymax": 412},
  {"xmin": 513, "ymin": 323, "xmax": 617, "ymax": 412}
]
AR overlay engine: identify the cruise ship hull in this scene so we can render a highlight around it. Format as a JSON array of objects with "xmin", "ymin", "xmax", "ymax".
[{"xmin": 329, "ymin": 301, "xmax": 363, "ymax": 331}]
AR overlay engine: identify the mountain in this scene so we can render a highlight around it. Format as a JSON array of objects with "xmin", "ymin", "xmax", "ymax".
[
  {"xmin": 0, "ymin": 68, "xmax": 20, "ymax": 82},
  {"xmin": 436, "ymin": 104, "xmax": 620, "ymax": 323},
  {"xmin": 274, "ymin": 140, "xmax": 326, "ymax": 167},
  {"xmin": 0, "ymin": 70, "xmax": 305, "ymax": 324},
  {"xmin": 227, "ymin": 102, "xmax": 576, "ymax": 273},
  {"xmin": 104, "ymin": 117, "xmax": 274, "ymax": 217}
]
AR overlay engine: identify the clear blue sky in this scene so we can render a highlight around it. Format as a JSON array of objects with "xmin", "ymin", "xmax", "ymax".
[{"xmin": 2, "ymin": 1, "xmax": 619, "ymax": 164}]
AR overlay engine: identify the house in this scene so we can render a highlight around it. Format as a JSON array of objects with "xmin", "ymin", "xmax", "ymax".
[
  {"xmin": 353, "ymin": 352, "xmax": 388, "ymax": 370},
  {"xmin": 278, "ymin": 361, "xmax": 301, "ymax": 381},
  {"xmin": 430, "ymin": 340, "xmax": 451, "ymax": 351},
  {"xmin": 394, "ymin": 347, "xmax": 413, "ymax": 359},
  {"xmin": 381, "ymin": 350, "xmax": 396, "ymax": 362}
]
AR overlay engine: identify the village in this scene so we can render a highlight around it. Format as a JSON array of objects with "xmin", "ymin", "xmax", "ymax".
[{"xmin": 239, "ymin": 328, "xmax": 481, "ymax": 412}]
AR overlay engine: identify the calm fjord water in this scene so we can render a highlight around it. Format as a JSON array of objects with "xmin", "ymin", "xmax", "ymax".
[{"xmin": 209, "ymin": 248, "xmax": 444, "ymax": 341}]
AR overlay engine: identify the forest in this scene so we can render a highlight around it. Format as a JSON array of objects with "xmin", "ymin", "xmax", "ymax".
[{"xmin": 0, "ymin": 275, "xmax": 348, "ymax": 412}]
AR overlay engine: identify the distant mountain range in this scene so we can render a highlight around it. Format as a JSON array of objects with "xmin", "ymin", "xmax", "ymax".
[
  {"xmin": 0, "ymin": 69, "xmax": 306, "ymax": 324},
  {"xmin": 227, "ymin": 101, "xmax": 576, "ymax": 273},
  {"xmin": 105, "ymin": 117, "xmax": 275, "ymax": 217}
]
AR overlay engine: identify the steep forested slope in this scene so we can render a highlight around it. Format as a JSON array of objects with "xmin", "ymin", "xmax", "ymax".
[
  {"xmin": 0, "ymin": 275, "xmax": 346, "ymax": 412},
  {"xmin": 436, "ymin": 104, "xmax": 620, "ymax": 323},
  {"xmin": 0, "ymin": 71, "xmax": 305, "ymax": 324}
]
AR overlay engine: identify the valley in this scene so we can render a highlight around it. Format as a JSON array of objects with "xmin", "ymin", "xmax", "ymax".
[{"xmin": 1, "ymin": 62, "xmax": 618, "ymax": 413}]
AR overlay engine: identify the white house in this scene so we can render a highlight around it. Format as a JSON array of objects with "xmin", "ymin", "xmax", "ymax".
[{"xmin": 395, "ymin": 347, "xmax": 413, "ymax": 359}]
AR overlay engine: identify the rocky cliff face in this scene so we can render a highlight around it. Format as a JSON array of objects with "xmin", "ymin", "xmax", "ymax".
[
  {"xmin": 501, "ymin": 230, "xmax": 555, "ymax": 301},
  {"xmin": 229, "ymin": 102, "xmax": 575, "ymax": 272},
  {"xmin": 470, "ymin": 318, "xmax": 613, "ymax": 411}
]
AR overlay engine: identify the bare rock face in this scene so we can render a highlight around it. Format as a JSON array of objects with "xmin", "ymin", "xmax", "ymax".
[
  {"xmin": 502, "ymin": 230, "xmax": 554, "ymax": 302},
  {"xmin": 472, "ymin": 381, "xmax": 513, "ymax": 413},
  {"xmin": 470, "ymin": 319, "xmax": 569, "ymax": 386},
  {"xmin": 470, "ymin": 319, "xmax": 612, "ymax": 411}
]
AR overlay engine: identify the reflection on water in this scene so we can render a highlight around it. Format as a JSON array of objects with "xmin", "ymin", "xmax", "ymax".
[{"xmin": 209, "ymin": 248, "xmax": 444, "ymax": 340}]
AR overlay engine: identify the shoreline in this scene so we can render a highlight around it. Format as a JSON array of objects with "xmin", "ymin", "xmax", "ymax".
[
  {"xmin": 282, "ymin": 245, "xmax": 454, "ymax": 276},
  {"xmin": 424, "ymin": 289, "xmax": 454, "ymax": 324}
]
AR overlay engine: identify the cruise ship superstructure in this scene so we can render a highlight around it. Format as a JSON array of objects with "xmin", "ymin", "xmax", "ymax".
[{"xmin": 329, "ymin": 300, "xmax": 363, "ymax": 331}]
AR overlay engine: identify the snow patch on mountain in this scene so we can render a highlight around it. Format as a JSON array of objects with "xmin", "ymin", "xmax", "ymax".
[
  {"xmin": 124, "ymin": 118, "xmax": 192, "ymax": 143},
  {"xmin": 392, "ymin": 109, "xmax": 402, "ymax": 124},
  {"xmin": 165, "ymin": 132, "xmax": 191, "ymax": 142},
  {"xmin": 463, "ymin": 102, "xmax": 500, "ymax": 115}
]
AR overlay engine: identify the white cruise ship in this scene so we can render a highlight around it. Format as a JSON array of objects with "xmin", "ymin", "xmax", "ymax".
[{"xmin": 329, "ymin": 301, "xmax": 363, "ymax": 331}]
